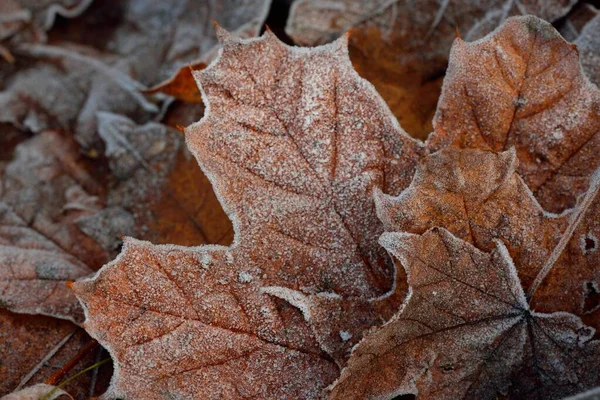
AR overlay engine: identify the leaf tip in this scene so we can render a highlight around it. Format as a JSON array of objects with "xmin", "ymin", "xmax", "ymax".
[{"xmin": 213, "ymin": 21, "xmax": 235, "ymax": 44}]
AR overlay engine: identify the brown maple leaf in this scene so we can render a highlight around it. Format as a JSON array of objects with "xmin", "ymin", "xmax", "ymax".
[
  {"xmin": 428, "ymin": 16, "xmax": 600, "ymax": 213},
  {"xmin": 71, "ymin": 28, "xmax": 422, "ymax": 398},
  {"xmin": 286, "ymin": 0, "xmax": 576, "ymax": 139},
  {"xmin": 376, "ymin": 146, "xmax": 600, "ymax": 328},
  {"xmin": 330, "ymin": 227, "xmax": 600, "ymax": 400}
]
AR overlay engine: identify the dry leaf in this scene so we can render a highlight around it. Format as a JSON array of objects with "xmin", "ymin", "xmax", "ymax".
[
  {"xmin": 72, "ymin": 29, "xmax": 423, "ymax": 399},
  {"xmin": 0, "ymin": 383, "xmax": 71, "ymax": 400},
  {"xmin": 428, "ymin": 16, "xmax": 600, "ymax": 213},
  {"xmin": 0, "ymin": 0, "xmax": 92, "ymax": 44},
  {"xmin": 286, "ymin": 0, "xmax": 576, "ymax": 139},
  {"xmin": 376, "ymin": 146, "xmax": 600, "ymax": 329},
  {"xmin": 573, "ymin": 9, "xmax": 600, "ymax": 87},
  {"xmin": 375, "ymin": 147, "xmax": 567, "ymax": 297},
  {"xmin": 0, "ymin": 131, "xmax": 106, "ymax": 322},
  {"xmin": 331, "ymin": 228, "xmax": 600, "ymax": 400},
  {"xmin": 0, "ymin": 309, "xmax": 105, "ymax": 398}
]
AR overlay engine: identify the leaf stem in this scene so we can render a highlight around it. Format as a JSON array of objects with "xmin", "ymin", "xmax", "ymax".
[
  {"xmin": 45, "ymin": 339, "xmax": 98, "ymax": 386},
  {"xmin": 528, "ymin": 168, "xmax": 600, "ymax": 300},
  {"xmin": 39, "ymin": 357, "xmax": 111, "ymax": 400}
]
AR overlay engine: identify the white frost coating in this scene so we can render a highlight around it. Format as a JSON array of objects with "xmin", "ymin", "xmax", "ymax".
[
  {"xmin": 43, "ymin": 0, "xmax": 94, "ymax": 30},
  {"xmin": 260, "ymin": 286, "xmax": 312, "ymax": 321},
  {"xmin": 16, "ymin": 44, "xmax": 158, "ymax": 113},
  {"xmin": 237, "ymin": 271, "xmax": 253, "ymax": 283},
  {"xmin": 2, "ymin": 383, "xmax": 73, "ymax": 400},
  {"xmin": 580, "ymin": 233, "xmax": 599, "ymax": 255},
  {"xmin": 339, "ymin": 330, "xmax": 352, "ymax": 342}
]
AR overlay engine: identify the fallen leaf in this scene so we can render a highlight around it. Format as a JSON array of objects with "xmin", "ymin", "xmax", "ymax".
[
  {"xmin": 72, "ymin": 29, "xmax": 422, "ymax": 398},
  {"xmin": 0, "ymin": 131, "xmax": 106, "ymax": 322},
  {"xmin": 0, "ymin": 0, "xmax": 93, "ymax": 45},
  {"xmin": 0, "ymin": 383, "xmax": 71, "ymax": 400},
  {"xmin": 376, "ymin": 146, "xmax": 600, "ymax": 331},
  {"xmin": 428, "ymin": 16, "xmax": 600, "ymax": 213},
  {"xmin": 144, "ymin": 62, "xmax": 206, "ymax": 104},
  {"xmin": 0, "ymin": 309, "xmax": 106, "ymax": 398},
  {"xmin": 573, "ymin": 8, "xmax": 600, "ymax": 87},
  {"xmin": 375, "ymin": 147, "xmax": 567, "ymax": 296},
  {"xmin": 331, "ymin": 228, "xmax": 600, "ymax": 400},
  {"xmin": 558, "ymin": 3, "xmax": 599, "ymax": 42},
  {"xmin": 286, "ymin": 0, "xmax": 576, "ymax": 139}
]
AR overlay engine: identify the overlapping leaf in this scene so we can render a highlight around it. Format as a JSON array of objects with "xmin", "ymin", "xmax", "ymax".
[
  {"xmin": 286, "ymin": 0, "xmax": 576, "ymax": 138},
  {"xmin": 331, "ymin": 228, "xmax": 600, "ymax": 400},
  {"xmin": 428, "ymin": 16, "xmax": 600, "ymax": 213},
  {"xmin": 72, "ymin": 28, "xmax": 423, "ymax": 398}
]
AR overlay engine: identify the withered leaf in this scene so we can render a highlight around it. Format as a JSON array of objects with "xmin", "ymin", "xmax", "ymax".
[
  {"xmin": 0, "ymin": 383, "xmax": 71, "ymax": 400},
  {"xmin": 0, "ymin": 309, "xmax": 105, "ymax": 398},
  {"xmin": 0, "ymin": 0, "xmax": 273, "ymax": 148},
  {"xmin": 0, "ymin": 0, "xmax": 92, "ymax": 45},
  {"xmin": 376, "ymin": 147, "xmax": 600, "ymax": 331},
  {"xmin": 573, "ymin": 9, "xmax": 600, "ymax": 87},
  {"xmin": 72, "ymin": 29, "xmax": 422, "ymax": 398},
  {"xmin": 286, "ymin": 0, "xmax": 575, "ymax": 139},
  {"xmin": 330, "ymin": 228, "xmax": 600, "ymax": 400},
  {"xmin": 375, "ymin": 147, "xmax": 566, "ymax": 297},
  {"xmin": 428, "ymin": 16, "xmax": 600, "ymax": 213},
  {"xmin": 0, "ymin": 131, "xmax": 105, "ymax": 322}
]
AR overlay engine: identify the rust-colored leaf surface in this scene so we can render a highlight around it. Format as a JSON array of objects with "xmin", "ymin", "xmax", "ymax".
[
  {"xmin": 72, "ymin": 29, "xmax": 422, "ymax": 399},
  {"xmin": 375, "ymin": 148, "xmax": 567, "ymax": 294},
  {"xmin": 429, "ymin": 16, "xmax": 600, "ymax": 213},
  {"xmin": 286, "ymin": 0, "xmax": 576, "ymax": 139},
  {"xmin": 331, "ymin": 228, "xmax": 600, "ymax": 400}
]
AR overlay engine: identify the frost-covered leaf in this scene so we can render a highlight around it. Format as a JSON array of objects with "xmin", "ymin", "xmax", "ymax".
[
  {"xmin": 0, "ymin": 0, "xmax": 92, "ymax": 44},
  {"xmin": 286, "ymin": 0, "xmax": 575, "ymax": 139},
  {"xmin": 0, "ymin": 132, "xmax": 106, "ymax": 322},
  {"xmin": 376, "ymin": 147, "xmax": 600, "ymax": 331},
  {"xmin": 0, "ymin": 309, "xmax": 105, "ymax": 398},
  {"xmin": 0, "ymin": 383, "xmax": 71, "ymax": 400},
  {"xmin": 375, "ymin": 147, "xmax": 567, "ymax": 293},
  {"xmin": 330, "ymin": 228, "xmax": 600, "ymax": 400},
  {"xmin": 573, "ymin": 9, "xmax": 600, "ymax": 87},
  {"xmin": 0, "ymin": 0, "xmax": 272, "ymax": 148},
  {"xmin": 72, "ymin": 29, "xmax": 422, "ymax": 399},
  {"xmin": 428, "ymin": 16, "xmax": 600, "ymax": 213}
]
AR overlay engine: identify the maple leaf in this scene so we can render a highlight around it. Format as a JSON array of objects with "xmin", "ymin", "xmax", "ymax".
[
  {"xmin": 330, "ymin": 227, "xmax": 600, "ymax": 400},
  {"xmin": 71, "ymin": 27, "xmax": 422, "ymax": 398},
  {"xmin": 286, "ymin": 0, "xmax": 576, "ymax": 138},
  {"xmin": 428, "ymin": 16, "xmax": 600, "ymax": 213},
  {"xmin": 376, "ymin": 146, "xmax": 600, "ymax": 328}
]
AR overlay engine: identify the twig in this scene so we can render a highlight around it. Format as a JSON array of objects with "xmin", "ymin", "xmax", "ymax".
[
  {"xmin": 14, "ymin": 329, "xmax": 76, "ymax": 390},
  {"xmin": 45, "ymin": 339, "xmax": 99, "ymax": 386}
]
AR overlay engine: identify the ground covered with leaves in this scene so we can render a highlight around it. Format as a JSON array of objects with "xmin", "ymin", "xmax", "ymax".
[{"xmin": 1, "ymin": 1, "xmax": 600, "ymax": 399}]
